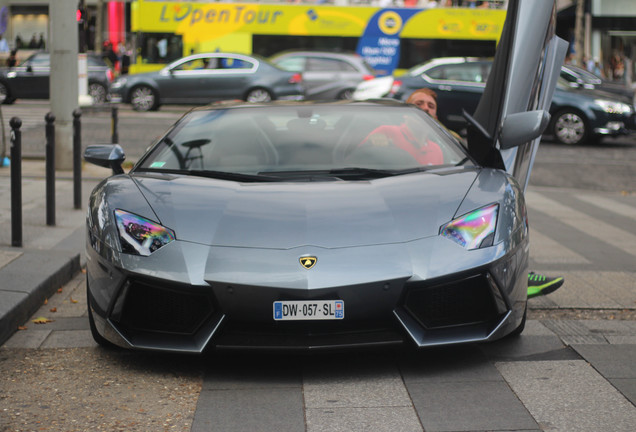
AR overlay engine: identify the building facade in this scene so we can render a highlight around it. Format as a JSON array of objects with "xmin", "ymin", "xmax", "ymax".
[{"xmin": 557, "ymin": 0, "xmax": 636, "ymax": 85}]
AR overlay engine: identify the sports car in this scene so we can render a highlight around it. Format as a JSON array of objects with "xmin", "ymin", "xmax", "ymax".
[{"xmin": 84, "ymin": 0, "xmax": 568, "ymax": 353}]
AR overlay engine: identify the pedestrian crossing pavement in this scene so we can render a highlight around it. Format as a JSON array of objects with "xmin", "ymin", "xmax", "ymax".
[
  {"xmin": 524, "ymin": 187, "xmax": 636, "ymax": 312},
  {"xmin": 0, "ymin": 104, "xmax": 51, "ymax": 133},
  {"xmin": 527, "ymin": 189, "xmax": 636, "ymax": 259}
]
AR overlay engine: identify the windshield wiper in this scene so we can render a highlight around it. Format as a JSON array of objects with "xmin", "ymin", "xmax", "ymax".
[
  {"xmin": 454, "ymin": 157, "xmax": 471, "ymax": 166},
  {"xmin": 328, "ymin": 167, "xmax": 408, "ymax": 179},
  {"xmin": 135, "ymin": 168, "xmax": 280, "ymax": 182},
  {"xmin": 259, "ymin": 167, "xmax": 431, "ymax": 180}
]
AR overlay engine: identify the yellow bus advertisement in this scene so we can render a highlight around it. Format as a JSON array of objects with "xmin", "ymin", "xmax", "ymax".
[{"xmin": 132, "ymin": 1, "xmax": 506, "ymax": 75}]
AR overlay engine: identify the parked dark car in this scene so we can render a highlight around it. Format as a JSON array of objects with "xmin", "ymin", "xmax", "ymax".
[
  {"xmin": 110, "ymin": 52, "xmax": 304, "ymax": 111},
  {"xmin": 270, "ymin": 50, "xmax": 377, "ymax": 100},
  {"xmin": 561, "ymin": 64, "xmax": 635, "ymax": 103},
  {"xmin": 0, "ymin": 51, "xmax": 113, "ymax": 104},
  {"xmin": 356, "ymin": 57, "xmax": 635, "ymax": 145}
]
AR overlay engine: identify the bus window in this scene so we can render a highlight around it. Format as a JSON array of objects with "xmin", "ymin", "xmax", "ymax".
[
  {"xmin": 253, "ymin": 35, "xmax": 358, "ymax": 58},
  {"xmin": 398, "ymin": 39, "xmax": 496, "ymax": 70},
  {"xmin": 138, "ymin": 32, "xmax": 183, "ymax": 64}
]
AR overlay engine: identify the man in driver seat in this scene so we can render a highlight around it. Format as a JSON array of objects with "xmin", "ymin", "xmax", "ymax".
[{"xmin": 359, "ymin": 90, "xmax": 445, "ymax": 166}]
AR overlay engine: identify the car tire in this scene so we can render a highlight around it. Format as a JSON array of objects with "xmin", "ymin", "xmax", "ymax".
[
  {"xmin": 88, "ymin": 82, "xmax": 108, "ymax": 104},
  {"xmin": 551, "ymin": 109, "xmax": 589, "ymax": 145},
  {"xmin": 338, "ymin": 88, "xmax": 354, "ymax": 100},
  {"xmin": 0, "ymin": 81, "xmax": 15, "ymax": 104},
  {"xmin": 245, "ymin": 88, "xmax": 273, "ymax": 103},
  {"xmin": 130, "ymin": 85, "xmax": 159, "ymax": 111}
]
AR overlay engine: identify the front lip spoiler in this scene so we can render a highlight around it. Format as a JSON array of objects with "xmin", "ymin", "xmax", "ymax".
[
  {"xmin": 394, "ymin": 307, "xmax": 511, "ymax": 348},
  {"xmin": 108, "ymin": 313, "xmax": 226, "ymax": 354},
  {"xmin": 212, "ymin": 330, "xmax": 405, "ymax": 352}
]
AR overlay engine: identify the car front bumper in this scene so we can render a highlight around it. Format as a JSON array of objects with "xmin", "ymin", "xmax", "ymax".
[{"xmin": 86, "ymin": 230, "xmax": 529, "ymax": 353}]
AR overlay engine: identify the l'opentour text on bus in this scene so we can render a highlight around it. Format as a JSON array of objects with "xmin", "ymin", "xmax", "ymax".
[{"xmin": 129, "ymin": 0, "xmax": 506, "ymax": 76}]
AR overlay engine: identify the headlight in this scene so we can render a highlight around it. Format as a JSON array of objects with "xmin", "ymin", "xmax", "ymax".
[
  {"xmin": 115, "ymin": 209, "xmax": 175, "ymax": 256},
  {"xmin": 594, "ymin": 99, "xmax": 632, "ymax": 115},
  {"xmin": 439, "ymin": 203, "xmax": 498, "ymax": 250}
]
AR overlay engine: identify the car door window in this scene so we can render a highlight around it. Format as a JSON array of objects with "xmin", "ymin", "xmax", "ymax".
[
  {"xmin": 172, "ymin": 58, "xmax": 211, "ymax": 71},
  {"xmin": 275, "ymin": 57, "xmax": 305, "ymax": 72},
  {"xmin": 220, "ymin": 57, "xmax": 252, "ymax": 70},
  {"xmin": 338, "ymin": 61, "xmax": 358, "ymax": 72},
  {"xmin": 26, "ymin": 53, "xmax": 50, "ymax": 68},
  {"xmin": 560, "ymin": 69, "xmax": 577, "ymax": 83},
  {"xmin": 307, "ymin": 57, "xmax": 344, "ymax": 72},
  {"xmin": 87, "ymin": 56, "xmax": 107, "ymax": 67},
  {"xmin": 427, "ymin": 64, "xmax": 487, "ymax": 83}
]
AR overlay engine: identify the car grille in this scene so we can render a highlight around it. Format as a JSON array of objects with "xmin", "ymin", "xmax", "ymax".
[
  {"xmin": 215, "ymin": 318, "xmax": 404, "ymax": 350},
  {"xmin": 403, "ymin": 274, "xmax": 501, "ymax": 329},
  {"xmin": 119, "ymin": 280, "xmax": 215, "ymax": 334}
]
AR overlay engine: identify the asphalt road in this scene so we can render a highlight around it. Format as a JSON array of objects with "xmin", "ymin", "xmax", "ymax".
[
  {"xmin": 1, "ymin": 100, "xmax": 635, "ymax": 431},
  {"xmin": 532, "ymin": 133, "xmax": 636, "ymax": 193}
]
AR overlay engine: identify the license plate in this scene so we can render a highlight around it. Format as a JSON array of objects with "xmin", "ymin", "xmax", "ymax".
[{"xmin": 273, "ymin": 300, "xmax": 344, "ymax": 321}]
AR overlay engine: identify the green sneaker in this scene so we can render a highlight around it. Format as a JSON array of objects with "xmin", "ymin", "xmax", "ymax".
[{"xmin": 527, "ymin": 272, "xmax": 564, "ymax": 299}]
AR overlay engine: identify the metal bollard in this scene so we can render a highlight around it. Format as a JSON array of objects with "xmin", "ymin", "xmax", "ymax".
[
  {"xmin": 111, "ymin": 105, "xmax": 119, "ymax": 144},
  {"xmin": 73, "ymin": 109, "xmax": 82, "ymax": 210},
  {"xmin": 10, "ymin": 117, "xmax": 22, "ymax": 247},
  {"xmin": 45, "ymin": 112, "xmax": 55, "ymax": 226}
]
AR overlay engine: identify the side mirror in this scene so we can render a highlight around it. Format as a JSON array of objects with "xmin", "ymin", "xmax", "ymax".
[
  {"xmin": 84, "ymin": 144, "xmax": 126, "ymax": 175},
  {"xmin": 499, "ymin": 110, "xmax": 550, "ymax": 149}
]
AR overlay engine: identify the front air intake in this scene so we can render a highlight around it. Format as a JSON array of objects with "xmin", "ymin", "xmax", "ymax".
[
  {"xmin": 120, "ymin": 280, "xmax": 214, "ymax": 334},
  {"xmin": 403, "ymin": 274, "xmax": 500, "ymax": 329}
]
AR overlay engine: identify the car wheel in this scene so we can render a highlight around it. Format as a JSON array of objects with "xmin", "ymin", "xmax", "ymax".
[
  {"xmin": 245, "ymin": 88, "xmax": 272, "ymax": 102},
  {"xmin": 88, "ymin": 82, "xmax": 108, "ymax": 104},
  {"xmin": 87, "ymin": 282, "xmax": 117, "ymax": 349},
  {"xmin": 338, "ymin": 89, "xmax": 354, "ymax": 100},
  {"xmin": 0, "ymin": 81, "xmax": 15, "ymax": 104},
  {"xmin": 130, "ymin": 85, "xmax": 158, "ymax": 111},
  {"xmin": 552, "ymin": 109, "xmax": 588, "ymax": 145}
]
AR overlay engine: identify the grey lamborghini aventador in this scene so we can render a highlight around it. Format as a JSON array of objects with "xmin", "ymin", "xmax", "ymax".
[{"xmin": 84, "ymin": 0, "xmax": 568, "ymax": 353}]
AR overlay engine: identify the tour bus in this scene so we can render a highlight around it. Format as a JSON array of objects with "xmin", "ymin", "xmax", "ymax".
[{"xmin": 128, "ymin": 0, "xmax": 506, "ymax": 76}]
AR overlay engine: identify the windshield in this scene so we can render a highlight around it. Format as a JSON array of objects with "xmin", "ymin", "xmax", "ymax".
[
  {"xmin": 566, "ymin": 66, "xmax": 602, "ymax": 83},
  {"xmin": 137, "ymin": 104, "xmax": 469, "ymax": 179}
]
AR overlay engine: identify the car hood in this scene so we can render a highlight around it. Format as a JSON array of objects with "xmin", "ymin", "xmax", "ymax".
[
  {"xmin": 129, "ymin": 170, "xmax": 479, "ymax": 249},
  {"xmin": 117, "ymin": 70, "xmax": 162, "ymax": 82}
]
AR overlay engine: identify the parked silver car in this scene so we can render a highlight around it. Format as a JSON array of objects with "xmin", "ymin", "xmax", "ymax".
[
  {"xmin": 83, "ymin": 0, "xmax": 567, "ymax": 353},
  {"xmin": 110, "ymin": 52, "xmax": 304, "ymax": 111},
  {"xmin": 270, "ymin": 50, "xmax": 377, "ymax": 100}
]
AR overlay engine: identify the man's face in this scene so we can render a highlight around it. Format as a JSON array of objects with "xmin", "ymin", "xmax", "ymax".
[{"xmin": 410, "ymin": 93, "xmax": 438, "ymax": 119}]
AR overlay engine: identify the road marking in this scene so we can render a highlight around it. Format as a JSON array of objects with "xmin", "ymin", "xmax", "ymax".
[
  {"xmin": 575, "ymin": 193, "xmax": 636, "ymax": 219},
  {"xmin": 528, "ymin": 229, "xmax": 590, "ymax": 265},
  {"xmin": 526, "ymin": 190, "xmax": 636, "ymax": 258},
  {"xmin": 1, "ymin": 106, "xmax": 50, "ymax": 131}
]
